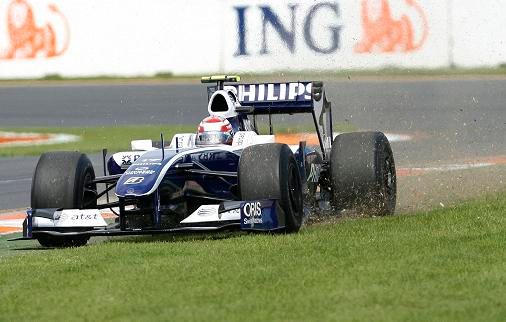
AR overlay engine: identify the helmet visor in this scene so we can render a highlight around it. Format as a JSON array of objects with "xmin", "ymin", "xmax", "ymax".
[{"xmin": 196, "ymin": 131, "xmax": 233, "ymax": 146}]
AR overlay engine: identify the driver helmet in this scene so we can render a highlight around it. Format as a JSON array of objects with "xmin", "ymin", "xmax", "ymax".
[{"xmin": 196, "ymin": 116, "xmax": 234, "ymax": 146}]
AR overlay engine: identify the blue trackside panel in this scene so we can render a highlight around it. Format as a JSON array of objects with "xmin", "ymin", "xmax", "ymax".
[
  {"xmin": 225, "ymin": 82, "xmax": 314, "ymax": 114},
  {"xmin": 240, "ymin": 200, "xmax": 282, "ymax": 231}
]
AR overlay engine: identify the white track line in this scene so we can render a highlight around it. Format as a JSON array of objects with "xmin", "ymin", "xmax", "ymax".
[
  {"xmin": 0, "ymin": 131, "xmax": 80, "ymax": 147},
  {"xmin": 397, "ymin": 162, "xmax": 500, "ymax": 177},
  {"xmin": 411, "ymin": 163, "xmax": 493, "ymax": 172},
  {"xmin": 335, "ymin": 132, "xmax": 412, "ymax": 142},
  {"xmin": 0, "ymin": 219, "xmax": 24, "ymax": 227},
  {"xmin": 383, "ymin": 133, "xmax": 413, "ymax": 143},
  {"xmin": 0, "ymin": 178, "xmax": 32, "ymax": 184}
]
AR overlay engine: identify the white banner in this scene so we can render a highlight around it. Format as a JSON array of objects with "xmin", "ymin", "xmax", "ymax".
[
  {"xmin": 451, "ymin": 0, "xmax": 506, "ymax": 67},
  {"xmin": 221, "ymin": 0, "xmax": 448, "ymax": 72},
  {"xmin": 0, "ymin": 0, "xmax": 503, "ymax": 79}
]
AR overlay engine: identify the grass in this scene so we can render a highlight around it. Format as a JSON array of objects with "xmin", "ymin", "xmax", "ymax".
[
  {"xmin": 0, "ymin": 67, "xmax": 505, "ymax": 85},
  {"xmin": 0, "ymin": 123, "xmax": 357, "ymax": 157},
  {"xmin": 1, "ymin": 192, "xmax": 506, "ymax": 321},
  {"xmin": 0, "ymin": 125, "xmax": 193, "ymax": 157}
]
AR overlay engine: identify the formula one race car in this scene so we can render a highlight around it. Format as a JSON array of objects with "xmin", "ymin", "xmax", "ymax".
[{"xmin": 11, "ymin": 75, "xmax": 396, "ymax": 247}]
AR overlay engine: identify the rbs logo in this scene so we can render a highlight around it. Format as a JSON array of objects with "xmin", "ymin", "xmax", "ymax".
[{"xmin": 234, "ymin": 2, "xmax": 343, "ymax": 56}]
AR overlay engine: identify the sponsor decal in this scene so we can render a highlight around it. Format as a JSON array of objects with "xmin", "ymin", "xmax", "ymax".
[
  {"xmin": 234, "ymin": 0, "xmax": 428, "ymax": 58},
  {"xmin": 233, "ymin": 132, "xmax": 246, "ymax": 146},
  {"xmin": 182, "ymin": 136, "xmax": 196, "ymax": 148},
  {"xmin": 0, "ymin": 0, "xmax": 70, "ymax": 60},
  {"xmin": 197, "ymin": 206, "xmax": 217, "ymax": 217},
  {"xmin": 53, "ymin": 209, "xmax": 107, "ymax": 228},
  {"xmin": 235, "ymin": 82, "xmax": 312, "ymax": 102},
  {"xmin": 171, "ymin": 136, "xmax": 188, "ymax": 150},
  {"xmin": 124, "ymin": 177, "xmax": 145, "ymax": 185},
  {"xmin": 124, "ymin": 170, "xmax": 156, "ymax": 175},
  {"xmin": 184, "ymin": 135, "xmax": 195, "ymax": 147},
  {"xmin": 121, "ymin": 154, "xmax": 141, "ymax": 168},
  {"xmin": 242, "ymin": 201, "xmax": 263, "ymax": 225},
  {"xmin": 139, "ymin": 158, "xmax": 162, "ymax": 163},
  {"xmin": 135, "ymin": 162, "xmax": 162, "ymax": 166},
  {"xmin": 218, "ymin": 208, "xmax": 240, "ymax": 220},
  {"xmin": 240, "ymin": 200, "xmax": 279, "ymax": 230},
  {"xmin": 307, "ymin": 163, "xmax": 322, "ymax": 183},
  {"xmin": 234, "ymin": 2, "xmax": 343, "ymax": 56},
  {"xmin": 125, "ymin": 166, "xmax": 155, "ymax": 175},
  {"xmin": 55, "ymin": 212, "xmax": 98, "ymax": 221},
  {"xmin": 355, "ymin": 0, "xmax": 428, "ymax": 53},
  {"xmin": 198, "ymin": 152, "xmax": 216, "ymax": 161},
  {"xmin": 180, "ymin": 205, "xmax": 241, "ymax": 224}
]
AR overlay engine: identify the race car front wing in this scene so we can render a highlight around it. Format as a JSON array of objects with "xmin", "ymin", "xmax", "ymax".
[{"xmin": 9, "ymin": 199, "xmax": 285, "ymax": 241}]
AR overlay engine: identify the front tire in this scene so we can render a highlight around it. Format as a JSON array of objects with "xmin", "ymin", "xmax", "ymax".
[
  {"xmin": 239, "ymin": 143, "xmax": 304, "ymax": 233},
  {"xmin": 31, "ymin": 151, "xmax": 96, "ymax": 247},
  {"xmin": 330, "ymin": 132, "xmax": 396, "ymax": 216}
]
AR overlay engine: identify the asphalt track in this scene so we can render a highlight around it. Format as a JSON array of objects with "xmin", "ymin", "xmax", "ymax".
[{"xmin": 0, "ymin": 78, "xmax": 505, "ymax": 211}]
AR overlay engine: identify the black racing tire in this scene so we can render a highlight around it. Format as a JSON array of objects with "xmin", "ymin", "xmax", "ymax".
[
  {"xmin": 239, "ymin": 143, "xmax": 304, "ymax": 233},
  {"xmin": 330, "ymin": 132, "xmax": 396, "ymax": 216},
  {"xmin": 31, "ymin": 151, "xmax": 97, "ymax": 247}
]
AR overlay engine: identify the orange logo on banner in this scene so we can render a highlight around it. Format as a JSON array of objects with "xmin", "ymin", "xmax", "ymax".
[
  {"xmin": 355, "ymin": 0, "xmax": 428, "ymax": 53},
  {"xmin": 0, "ymin": 0, "xmax": 69, "ymax": 59}
]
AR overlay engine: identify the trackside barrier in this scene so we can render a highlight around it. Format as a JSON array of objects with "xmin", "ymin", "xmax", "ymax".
[{"xmin": 0, "ymin": 0, "xmax": 504, "ymax": 79}]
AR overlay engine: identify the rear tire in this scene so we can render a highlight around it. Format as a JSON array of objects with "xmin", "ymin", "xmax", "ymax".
[
  {"xmin": 239, "ymin": 143, "xmax": 304, "ymax": 233},
  {"xmin": 31, "ymin": 152, "xmax": 96, "ymax": 247},
  {"xmin": 330, "ymin": 132, "xmax": 396, "ymax": 216}
]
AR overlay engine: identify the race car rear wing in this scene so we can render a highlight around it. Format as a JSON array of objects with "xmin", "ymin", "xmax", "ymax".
[
  {"xmin": 207, "ymin": 81, "xmax": 315, "ymax": 114},
  {"xmin": 204, "ymin": 78, "xmax": 334, "ymax": 158},
  {"xmin": 228, "ymin": 82, "xmax": 314, "ymax": 114}
]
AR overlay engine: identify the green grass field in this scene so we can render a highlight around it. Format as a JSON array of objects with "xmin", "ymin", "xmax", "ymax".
[
  {"xmin": 0, "ymin": 123, "xmax": 356, "ymax": 157},
  {"xmin": 0, "ymin": 66, "xmax": 505, "ymax": 85},
  {"xmin": 0, "ymin": 125, "xmax": 194, "ymax": 157},
  {"xmin": 1, "ymin": 193, "xmax": 505, "ymax": 321}
]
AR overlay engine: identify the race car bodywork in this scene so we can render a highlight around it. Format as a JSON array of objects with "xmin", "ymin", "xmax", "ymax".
[{"xmin": 11, "ymin": 76, "xmax": 397, "ymax": 247}]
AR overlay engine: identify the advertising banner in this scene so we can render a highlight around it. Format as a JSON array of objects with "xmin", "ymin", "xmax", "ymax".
[
  {"xmin": 0, "ymin": 0, "xmax": 503, "ymax": 78},
  {"xmin": 220, "ymin": 0, "xmax": 448, "ymax": 72}
]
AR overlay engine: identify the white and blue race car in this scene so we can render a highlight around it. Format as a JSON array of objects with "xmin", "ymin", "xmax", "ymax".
[{"xmin": 11, "ymin": 76, "xmax": 396, "ymax": 247}]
